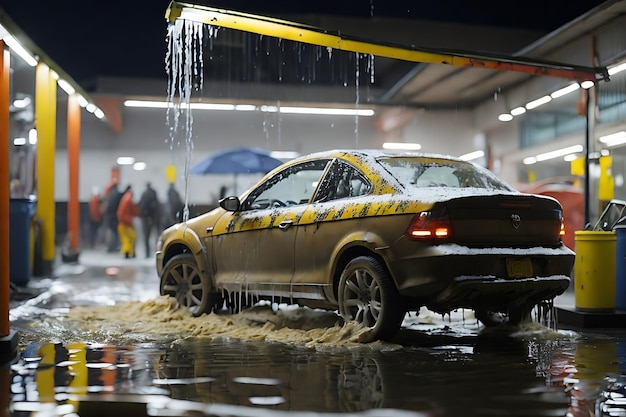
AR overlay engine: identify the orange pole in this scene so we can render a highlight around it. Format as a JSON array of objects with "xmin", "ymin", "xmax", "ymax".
[
  {"xmin": 0, "ymin": 367, "xmax": 8, "ymax": 417},
  {"xmin": 0, "ymin": 41, "xmax": 11, "ymax": 337},
  {"xmin": 67, "ymin": 95, "xmax": 81, "ymax": 251}
]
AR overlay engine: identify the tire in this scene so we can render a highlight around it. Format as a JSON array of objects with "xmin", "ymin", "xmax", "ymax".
[
  {"xmin": 160, "ymin": 253, "xmax": 212, "ymax": 317},
  {"xmin": 338, "ymin": 256, "xmax": 405, "ymax": 341},
  {"xmin": 475, "ymin": 304, "xmax": 534, "ymax": 327},
  {"xmin": 475, "ymin": 309, "xmax": 507, "ymax": 327}
]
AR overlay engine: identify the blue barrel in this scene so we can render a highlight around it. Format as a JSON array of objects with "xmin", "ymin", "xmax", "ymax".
[
  {"xmin": 616, "ymin": 225, "xmax": 626, "ymax": 310},
  {"xmin": 10, "ymin": 198, "xmax": 35, "ymax": 286}
]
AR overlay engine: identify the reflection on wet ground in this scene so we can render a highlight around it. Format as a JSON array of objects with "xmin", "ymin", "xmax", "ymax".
[{"xmin": 6, "ymin": 249, "xmax": 626, "ymax": 417}]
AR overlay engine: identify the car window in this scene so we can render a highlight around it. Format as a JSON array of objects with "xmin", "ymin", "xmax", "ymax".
[
  {"xmin": 314, "ymin": 159, "xmax": 372, "ymax": 202},
  {"xmin": 241, "ymin": 159, "xmax": 330, "ymax": 210},
  {"xmin": 378, "ymin": 157, "xmax": 513, "ymax": 191}
]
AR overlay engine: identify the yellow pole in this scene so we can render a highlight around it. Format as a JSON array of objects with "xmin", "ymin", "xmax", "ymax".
[
  {"xmin": 0, "ymin": 41, "xmax": 10, "ymax": 338},
  {"xmin": 67, "ymin": 95, "xmax": 81, "ymax": 252},
  {"xmin": 166, "ymin": 2, "xmax": 609, "ymax": 83},
  {"xmin": 35, "ymin": 63, "xmax": 57, "ymax": 275}
]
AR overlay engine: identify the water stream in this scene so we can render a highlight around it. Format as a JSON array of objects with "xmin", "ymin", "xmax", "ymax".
[{"xmin": 164, "ymin": 16, "xmax": 376, "ymax": 210}]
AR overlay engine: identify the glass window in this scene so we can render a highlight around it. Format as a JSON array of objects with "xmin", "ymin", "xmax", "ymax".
[
  {"xmin": 313, "ymin": 159, "xmax": 372, "ymax": 202},
  {"xmin": 378, "ymin": 157, "xmax": 513, "ymax": 191},
  {"xmin": 241, "ymin": 160, "xmax": 330, "ymax": 210}
]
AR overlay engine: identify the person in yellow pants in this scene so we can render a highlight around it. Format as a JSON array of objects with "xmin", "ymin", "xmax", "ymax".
[{"xmin": 116, "ymin": 185, "xmax": 140, "ymax": 258}]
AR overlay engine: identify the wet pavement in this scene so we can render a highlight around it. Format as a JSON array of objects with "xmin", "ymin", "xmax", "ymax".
[{"xmin": 5, "ymin": 248, "xmax": 626, "ymax": 417}]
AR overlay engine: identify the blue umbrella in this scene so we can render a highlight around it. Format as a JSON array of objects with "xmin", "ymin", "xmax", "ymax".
[
  {"xmin": 190, "ymin": 147, "xmax": 282, "ymax": 175},
  {"xmin": 189, "ymin": 147, "xmax": 283, "ymax": 195}
]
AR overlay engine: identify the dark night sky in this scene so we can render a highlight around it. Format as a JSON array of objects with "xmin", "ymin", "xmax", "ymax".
[{"xmin": 0, "ymin": 0, "xmax": 608, "ymax": 89}]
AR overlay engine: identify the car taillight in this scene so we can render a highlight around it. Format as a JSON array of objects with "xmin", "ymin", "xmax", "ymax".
[
  {"xmin": 560, "ymin": 221, "xmax": 565, "ymax": 237},
  {"xmin": 405, "ymin": 210, "xmax": 453, "ymax": 241}
]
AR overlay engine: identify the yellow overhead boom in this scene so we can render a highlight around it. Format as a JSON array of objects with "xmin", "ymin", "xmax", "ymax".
[{"xmin": 166, "ymin": 1, "xmax": 609, "ymax": 83}]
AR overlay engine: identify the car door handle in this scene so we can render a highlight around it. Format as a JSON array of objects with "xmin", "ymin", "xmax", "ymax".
[
  {"xmin": 206, "ymin": 226, "xmax": 214, "ymax": 233},
  {"xmin": 278, "ymin": 220, "xmax": 293, "ymax": 230}
]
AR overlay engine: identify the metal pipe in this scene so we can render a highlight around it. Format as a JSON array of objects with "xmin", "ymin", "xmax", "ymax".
[{"xmin": 166, "ymin": 1, "xmax": 609, "ymax": 83}]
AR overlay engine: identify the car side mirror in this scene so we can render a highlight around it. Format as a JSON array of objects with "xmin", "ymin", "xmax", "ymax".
[{"xmin": 219, "ymin": 196, "xmax": 240, "ymax": 212}]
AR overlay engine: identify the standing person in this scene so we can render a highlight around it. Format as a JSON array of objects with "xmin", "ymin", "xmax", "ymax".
[
  {"xmin": 167, "ymin": 183, "xmax": 185, "ymax": 226},
  {"xmin": 103, "ymin": 180, "xmax": 122, "ymax": 253},
  {"xmin": 87, "ymin": 186, "xmax": 103, "ymax": 248},
  {"xmin": 116, "ymin": 185, "xmax": 140, "ymax": 258},
  {"xmin": 138, "ymin": 182, "xmax": 161, "ymax": 258}
]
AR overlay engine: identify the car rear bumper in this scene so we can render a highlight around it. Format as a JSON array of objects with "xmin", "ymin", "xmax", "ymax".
[
  {"xmin": 387, "ymin": 243, "xmax": 575, "ymax": 311},
  {"xmin": 429, "ymin": 274, "xmax": 571, "ymax": 312}
]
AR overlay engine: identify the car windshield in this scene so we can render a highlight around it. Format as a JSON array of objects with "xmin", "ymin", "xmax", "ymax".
[{"xmin": 377, "ymin": 157, "xmax": 513, "ymax": 191}]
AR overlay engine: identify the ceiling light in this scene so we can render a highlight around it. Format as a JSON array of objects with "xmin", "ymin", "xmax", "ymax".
[
  {"xmin": 193, "ymin": 103, "xmax": 235, "ymax": 111},
  {"xmin": 270, "ymin": 151, "xmax": 300, "ymax": 159},
  {"xmin": 525, "ymin": 95, "xmax": 552, "ymax": 110},
  {"xmin": 580, "ymin": 80, "xmax": 595, "ymax": 89},
  {"xmin": 550, "ymin": 83, "xmax": 579, "ymax": 99},
  {"xmin": 123, "ymin": 100, "xmax": 373, "ymax": 116},
  {"xmin": 459, "ymin": 150, "xmax": 484, "ymax": 161},
  {"xmin": 12, "ymin": 97, "xmax": 31, "ymax": 109},
  {"xmin": 523, "ymin": 156, "xmax": 537, "ymax": 165},
  {"xmin": 3, "ymin": 34, "xmax": 37, "ymax": 66},
  {"xmin": 609, "ymin": 62, "xmax": 626, "ymax": 76},
  {"xmin": 498, "ymin": 113, "xmax": 513, "ymax": 122},
  {"xmin": 77, "ymin": 96, "xmax": 88, "ymax": 107},
  {"xmin": 510, "ymin": 107, "xmax": 526, "ymax": 116},
  {"xmin": 57, "ymin": 79, "xmax": 75, "ymax": 95},
  {"xmin": 234, "ymin": 104, "xmax": 256, "ymax": 111},
  {"xmin": 13, "ymin": 137, "xmax": 26, "ymax": 146},
  {"xmin": 133, "ymin": 162, "xmax": 147, "ymax": 171},
  {"xmin": 86, "ymin": 103, "xmax": 97, "ymax": 113},
  {"xmin": 117, "ymin": 156, "xmax": 135, "ymax": 165},
  {"xmin": 383, "ymin": 142, "xmax": 421, "ymax": 151},
  {"xmin": 124, "ymin": 100, "xmax": 168, "ymax": 108},
  {"xmin": 599, "ymin": 131, "xmax": 626, "ymax": 147},
  {"xmin": 279, "ymin": 107, "xmax": 375, "ymax": 116},
  {"xmin": 535, "ymin": 145, "xmax": 583, "ymax": 162},
  {"xmin": 28, "ymin": 129, "xmax": 37, "ymax": 145}
]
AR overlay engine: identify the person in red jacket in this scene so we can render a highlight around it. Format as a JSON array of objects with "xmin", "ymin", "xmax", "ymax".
[
  {"xmin": 88, "ymin": 186, "xmax": 103, "ymax": 247},
  {"xmin": 116, "ymin": 185, "xmax": 140, "ymax": 258}
]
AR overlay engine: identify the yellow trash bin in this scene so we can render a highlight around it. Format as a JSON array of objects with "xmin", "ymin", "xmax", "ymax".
[{"xmin": 574, "ymin": 230, "xmax": 616, "ymax": 312}]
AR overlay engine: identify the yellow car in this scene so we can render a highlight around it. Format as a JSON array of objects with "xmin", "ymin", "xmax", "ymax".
[{"xmin": 156, "ymin": 149, "xmax": 574, "ymax": 341}]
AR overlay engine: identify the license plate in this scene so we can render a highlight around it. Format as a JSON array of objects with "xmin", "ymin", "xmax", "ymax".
[{"xmin": 506, "ymin": 258, "xmax": 533, "ymax": 278}]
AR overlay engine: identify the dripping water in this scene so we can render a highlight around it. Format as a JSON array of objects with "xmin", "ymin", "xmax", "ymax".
[
  {"xmin": 355, "ymin": 52, "xmax": 360, "ymax": 148},
  {"xmin": 166, "ymin": 19, "xmax": 206, "ymax": 222}
]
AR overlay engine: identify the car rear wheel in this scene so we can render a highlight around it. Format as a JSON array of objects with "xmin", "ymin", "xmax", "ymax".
[
  {"xmin": 338, "ymin": 256, "xmax": 406, "ymax": 341},
  {"xmin": 160, "ymin": 253, "xmax": 212, "ymax": 317}
]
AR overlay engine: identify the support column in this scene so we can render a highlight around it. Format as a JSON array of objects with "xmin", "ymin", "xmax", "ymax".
[
  {"xmin": 35, "ymin": 63, "xmax": 57, "ymax": 275},
  {"xmin": 67, "ymin": 94, "xmax": 81, "ymax": 254}
]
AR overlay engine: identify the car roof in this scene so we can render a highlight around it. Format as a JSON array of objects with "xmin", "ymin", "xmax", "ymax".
[{"xmin": 296, "ymin": 149, "xmax": 467, "ymax": 163}]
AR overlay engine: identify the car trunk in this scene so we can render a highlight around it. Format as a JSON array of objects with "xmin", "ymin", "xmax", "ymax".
[{"xmin": 445, "ymin": 194, "xmax": 563, "ymax": 247}]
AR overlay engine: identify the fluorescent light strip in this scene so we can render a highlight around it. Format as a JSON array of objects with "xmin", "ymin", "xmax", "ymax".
[
  {"xmin": 510, "ymin": 106, "xmax": 526, "ymax": 116},
  {"xmin": 123, "ymin": 100, "xmax": 374, "ymax": 116},
  {"xmin": 535, "ymin": 145, "xmax": 583, "ymax": 162},
  {"xmin": 550, "ymin": 83, "xmax": 579, "ymax": 99},
  {"xmin": 3, "ymin": 35, "xmax": 37, "ymax": 66},
  {"xmin": 599, "ymin": 131, "xmax": 626, "ymax": 148},
  {"xmin": 382, "ymin": 142, "xmax": 421, "ymax": 150},
  {"xmin": 609, "ymin": 62, "xmax": 626, "ymax": 76},
  {"xmin": 459, "ymin": 150, "xmax": 485, "ymax": 161},
  {"xmin": 525, "ymin": 95, "xmax": 552, "ymax": 110},
  {"xmin": 57, "ymin": 79, "xmax": 75, "ymax": 95},
  {"xmin": 279, "ymin": 107, "xmax": 374, "ymax": 116}
]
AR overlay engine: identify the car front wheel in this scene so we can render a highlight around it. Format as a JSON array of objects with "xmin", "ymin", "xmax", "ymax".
[
  {"xmin": 338, "ymin": 256, "xmax": 405, "ymax": 341},
  {"xmin": 160, "ymin": 253, "xmax": 212, "ymax": 317}
]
